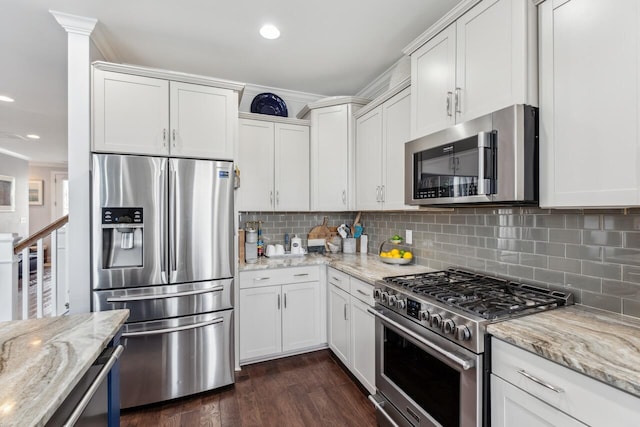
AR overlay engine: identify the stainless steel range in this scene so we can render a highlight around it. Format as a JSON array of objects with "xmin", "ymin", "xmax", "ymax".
[{"xmin": 368, "ymin": 268, "xmax": 573, "ymax": 427}]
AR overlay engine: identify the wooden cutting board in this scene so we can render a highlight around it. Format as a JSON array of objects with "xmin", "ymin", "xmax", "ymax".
[{"xmin": 308, "ymin": 216, "xmax": 333, "ymax": 239}]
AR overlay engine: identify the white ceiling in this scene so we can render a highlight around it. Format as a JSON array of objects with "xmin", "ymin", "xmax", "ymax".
[{"xmin": 0, "ymin": 0, "xmax": 461, "ymax": 164}]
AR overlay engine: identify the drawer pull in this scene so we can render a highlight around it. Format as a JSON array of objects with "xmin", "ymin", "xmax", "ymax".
[
  {"xmin": 356, "ymin": 289, "xmax": 370, "ymax": 296},
  {"xmin": 293, "ymin": 273, "xmax": 309, "ymax": 277},
  {"xmin": 331, "ymin": 276, "xmax": 341, "ymax": 282},
  {"xmin": 254, "ymin": 277, "xmax": 270, "ymax": 281},
  {"xmin": 518, "ymin": 370, "xmax": 564, "ymax": 393}
]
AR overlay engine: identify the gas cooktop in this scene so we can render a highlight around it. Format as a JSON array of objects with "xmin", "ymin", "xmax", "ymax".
[{"xmin": 374, "ymin": 268, "xmax": 574, "ymax": 353}]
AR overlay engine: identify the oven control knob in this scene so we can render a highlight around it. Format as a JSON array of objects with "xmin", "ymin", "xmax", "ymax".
[
  {"xmin": 455, "ymin": 325, "xmax": 472, "ymax": 341},
  {"xmin": 430, "ymin": 314, "xmax": 442, "ymax": 328},
  {"xmin": 419, "ymin": 310, "xmax": 430, "ymax": 321},
  {"xmin": 373, "ymin": 289, "xmax": 381, "ymax": 300},
  {"xmin": 381, "ymin": 292, "xmax": 389, "ymax": 303},
  {"xmin": 443, "ymin": 319, "xmax": 455, "ymax": 334},
  {"xmin": 388, "ymin": 295, "xmax": 397, "ymax": 305},
  {"xmin": 395, "ymin": 299, "xmax": 406, "ymax": 309}
]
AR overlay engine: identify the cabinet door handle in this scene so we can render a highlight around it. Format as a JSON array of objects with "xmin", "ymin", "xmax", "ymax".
[
  {"xmin": 342, "ymin": 190, "xmax": 347, "ymax": 205},
  {"xmin": 276, "ymin": 190, "xmax": 279, "ymax": 206},
  {"xmin": 381, "ymin": 185, "xmax": 385, "ymax": 202},
  {"xmin": 270, "ymin": 191, "xmax": 274, "ymax": 206},
  {"xmin": 455, "ymin": 88, "xmax": 462, "ymax": 114},
  {"xmin": 277, "ymin": 294, "xmax": 281, "ymax": 310},
  {"xmin": 172, "ymin": 129, "xmax": 177, "ymax": 148},
  {"xmin": 284, "ymin": 293, "xmax": 287, "ymax": 309},
  {"xmin": 376, "ymin": 186, "xmax": 380, "ymax": 202},
  {"xmin": 446, "ymin": 91, "xmax": 453, "ymax": 117},
  {"xmin": 162, "ymin": 128, "xmax": 167, "ymax": 146},
  {"xmin": 518, "ymin": 370, "xmax": 564, "ymax": 393},
  {"xmin": 344, "ymin": 304, "xmax": 347, "ymax": 320}
]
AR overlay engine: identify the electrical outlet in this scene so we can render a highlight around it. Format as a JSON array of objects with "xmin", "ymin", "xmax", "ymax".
[{"xmin": 406, "ymin": 229, "xmax": 412, "ymax": 245}]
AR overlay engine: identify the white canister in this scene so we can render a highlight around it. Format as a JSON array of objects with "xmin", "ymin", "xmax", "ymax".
[
  {"xmin": 291, "ymin": 235, "xmax": 303, "ymax": 254},
  {"xmin": 360, "ymin": 234, "xmax": 368, "ymax": 253},
  {"xmin": 343, "ymin": 237, "xmax": 356, "ymax": 254}
]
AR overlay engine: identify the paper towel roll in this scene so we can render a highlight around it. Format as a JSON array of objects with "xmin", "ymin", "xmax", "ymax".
[{"xmin": 360, "ymin": 235, "xmax": 368, "ymax": 254}]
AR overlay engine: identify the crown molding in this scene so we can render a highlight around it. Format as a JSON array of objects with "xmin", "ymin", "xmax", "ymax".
[
  {"xmin": 356, "ymin": 56, "xmax": 408, "ymax": 100},
  {"xmin": 90, "ymin": 23, "xmax": 120, "ymax": 62},
  {"xmin": 296, "ymin": 96, "xmax": 371, "ymax": 119},
  {"xmin": 402, "ymin": 0, "xmax": 482, "ymax": 55},
  {"xmin": 354, "ymin": 77, "xmax": 411, "ymax": 119},
  {"xmin": 50, "ymin": 10, "xmax": 97, "ymax": 36},
  {"xmin": 239, "ymin": 112, "xmax": 310, "ymax": 126},
  {"xmin": 92, "ymin": 61, "xmax": 246, "ymax": 95}
]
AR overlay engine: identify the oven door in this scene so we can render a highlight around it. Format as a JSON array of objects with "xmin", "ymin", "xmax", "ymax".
[{"xmin": 368, "ymin": 307, "xmax": 482, "ymax": 427}]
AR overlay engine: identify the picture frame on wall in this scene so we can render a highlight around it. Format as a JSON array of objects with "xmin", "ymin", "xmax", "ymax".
[
  {"xmin": 29, "ymin": 179, "xmax": 44, "ymax": 206},
  {"xmin": 0, "ymin": 175, "xmax": 15, "ymax": 212}
]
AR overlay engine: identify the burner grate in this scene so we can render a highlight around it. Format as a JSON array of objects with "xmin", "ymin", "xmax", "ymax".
[{"xmin": 382, "ymin": 268, "xmax": 572, "ymax": 320}]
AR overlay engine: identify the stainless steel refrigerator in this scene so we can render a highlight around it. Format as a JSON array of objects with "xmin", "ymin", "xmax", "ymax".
[{"xmin": 91, "ymin": 153, "xmax": 234, "ymax": 409}]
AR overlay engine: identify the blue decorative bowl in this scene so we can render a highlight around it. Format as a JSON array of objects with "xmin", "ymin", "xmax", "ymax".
[{"xmin": 250, "ymin": 93, "xmax": 288, "ymax": 117}]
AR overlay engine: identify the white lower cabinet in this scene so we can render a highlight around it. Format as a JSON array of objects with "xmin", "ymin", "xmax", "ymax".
[
  {"xmin": 239, "ymin": 266, "xmax": 325, "ymax": 363},
  {"xmin": 327, "ymin": 268, "xmax": 376, "ymax": 394},
  {"xmin": 491, "ymin": 337, "xmax": 640, "ymax": 427},
  {"xmin": 491, "ymin": 375, "xmax": 586, "ymax": 427}
]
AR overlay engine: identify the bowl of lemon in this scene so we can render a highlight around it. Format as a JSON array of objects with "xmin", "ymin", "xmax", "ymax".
[{"xmin": 379, "ymin": 247, "xmax": 413, "ymax": 265}]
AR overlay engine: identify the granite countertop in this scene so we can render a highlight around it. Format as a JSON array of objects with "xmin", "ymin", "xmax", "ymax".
[
  {"xmin": 487, "ymin": 305, "xmax": 640, "ymax": 399},
  {"xmin": 239, "ymin": 253, "xmax": 434, "ymax": 285},
  {"xmin": 0, "ymin": 310, "xmax": 129, "ymax": 427}
]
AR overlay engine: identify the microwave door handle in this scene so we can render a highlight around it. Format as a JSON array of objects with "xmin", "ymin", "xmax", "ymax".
[{"xmin": 477, "ymin": 131, "xmax": 490, "ymax": 195}]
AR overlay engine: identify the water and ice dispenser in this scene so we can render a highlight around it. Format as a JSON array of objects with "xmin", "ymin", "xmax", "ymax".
[{"xmin": 101, "ymin": 207, "xmax": 144, "ymax": 269}]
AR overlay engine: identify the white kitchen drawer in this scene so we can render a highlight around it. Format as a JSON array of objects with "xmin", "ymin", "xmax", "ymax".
[
  {"xmin": 491, "ymin": 338, "xmax": 640, "ymax": 427},
  {"xmin": 327, "ymin": 268, "xmax": 350, "ymax": 293},
  {"xmin": 350, "ymin": 277, "xmax": 374, "ymax": 306},
  {"xmin": 240, "ymin": 266, "xmax": 320, "ymax": 289}
]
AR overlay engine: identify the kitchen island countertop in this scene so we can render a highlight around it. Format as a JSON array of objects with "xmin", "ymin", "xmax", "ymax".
[
  {"xmin": 239, "ymin": 252, "xmax": 434, "ymax": 284},
  {"xmin": 487, "ymin": 305, "xmax": 640, "ymax": 399},
  {"xmin": 0, "ymin": 310, "xmax": 129, "ymax": 427}
]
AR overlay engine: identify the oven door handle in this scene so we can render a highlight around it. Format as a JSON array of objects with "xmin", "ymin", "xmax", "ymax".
[
  {"xmin": 368, "ymin": 308, "xmax": 475, "ymax": 371},
  {"xmin": 368, "ymin": 395, "xmax": 400, "ymax": 427}
]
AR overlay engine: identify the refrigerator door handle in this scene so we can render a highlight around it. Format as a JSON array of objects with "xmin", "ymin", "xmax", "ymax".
[
  {"xmin": 106, "ymin": 285, "xmax": 224, "ymax": 303},
  {"xmin": 122, "ymin": 317, "xmax": 224, "ymax": 337},
  {"xmin": 169, "ymin": 165, "xmax": 177, "ymax": 274}
]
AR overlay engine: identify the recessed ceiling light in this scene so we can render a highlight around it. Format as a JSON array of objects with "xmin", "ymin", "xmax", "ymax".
[
  {"xmin": 0, "ymin": 95, "xmax": 15, "ymax": 103},
  {"xmin": 260, "ymin": 24, "xmax": 280, "ymax": 40},
  {"xmin": 26, "ymin": 134, "xmax": 40, "ymax": 140}
]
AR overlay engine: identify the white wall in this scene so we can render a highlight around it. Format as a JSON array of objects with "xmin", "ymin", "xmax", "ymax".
[
  {"xmin": 28, "ymin": 164, "xmax": 67, "ymax": 234},
  {"xmin": 0, "ymin": 152, "xmax": 29, "ymax": 238}
]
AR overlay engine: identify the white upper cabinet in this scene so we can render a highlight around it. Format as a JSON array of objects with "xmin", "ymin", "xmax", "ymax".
[
  {"xmin": 303, "ymin": 97, "xmax": 369, "ymax": 211},
  {"xmin": 356, "ymin": 85, "xmax": 413, "ymax": 210},
  {"xmin": 411, "ymin": 26, "xmax": 457, "ymax": 138},
  {"xmin": 237, "ymin": 115, "xmax": 310, "ymax": 212},
  {"xmin": 274, "ymin": 123, "xmax": 310, "ymax": 211},
  {"xmin": 407, "ymin": 0, "xmax": 537, "ymax": 139},
  {"xmin": 539, "ymin": 0, "xmax": 640, "ymax": 208},
  {"xmin": 169, "ymin": 82, "xmax": 237, "ymax": 159},
  {"xmin": 93, "ymin": 70, "xmax": 169, "ymax": 156},
  {"xmin": 356, "ymin": 106, "xmax": 384, "ymax": 210},
  {"xmin": 92, "ymin": 62, "xmax": 243, "ymax": 159}
]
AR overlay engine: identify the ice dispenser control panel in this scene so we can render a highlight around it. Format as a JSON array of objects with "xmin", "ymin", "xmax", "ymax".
[{"xmin": 102, "ymin": 208, "xmax": 143, "ymax": 225}]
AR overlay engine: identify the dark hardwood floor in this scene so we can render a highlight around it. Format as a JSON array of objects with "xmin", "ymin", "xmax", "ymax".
[{"xmin": 120, "ymin": 350, "xmax": 377, "ymax": 427}]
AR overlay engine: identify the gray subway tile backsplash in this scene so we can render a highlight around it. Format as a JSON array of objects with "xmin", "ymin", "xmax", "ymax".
[{"xmin": 243, "ymin": 208, "xmax": 640, "ymax": 319}]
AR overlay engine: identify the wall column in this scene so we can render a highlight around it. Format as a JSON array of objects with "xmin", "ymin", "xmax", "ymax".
[
  {"xmin": 0, "ymin": 233, "xmax": 20, "ymax": 320},
  {"xmin": 51, "ymin": 11, "xmax": 97, "ymax": 314}
]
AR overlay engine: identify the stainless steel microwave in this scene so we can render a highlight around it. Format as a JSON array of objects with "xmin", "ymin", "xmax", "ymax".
[{"xmin": 405, "ymin": 104, "xmax": 538, "ymax": 206}]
